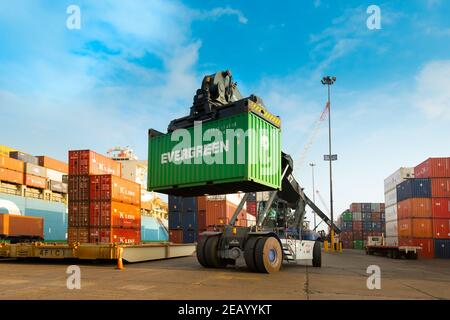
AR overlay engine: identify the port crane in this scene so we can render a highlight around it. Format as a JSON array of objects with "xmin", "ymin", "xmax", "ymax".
[{"xmin": 164, "ymin": 70, "xmax": 340, "ymax": 273}]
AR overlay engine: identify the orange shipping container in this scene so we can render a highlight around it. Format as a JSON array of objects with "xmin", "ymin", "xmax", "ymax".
[
  {"xmin": 431, "ymin": 178, "xmax": 450, "ymax": 197},
  {"xmin": 204, "ymin": 199, "xmax": 247, "ymax": 227},
  {"xmin": 69, "ymin": 150, "xmax": 121, "ymax": 176},
  {"xmin": 90, "ymin": 175, "xmax": 140, "ymax": 205},
  {"xmin": 90, "ymin": 201, "xmax": 141, "ymax": 228},
  {"xmin": 0, "ymin": 214, "xmax": 44, "ymax": 239},
  {"xmin": 24, "ymin": 174, "xmax": 47, "ymax": 189},
  {"xmin": 397, "ymin": 198, "xmax": 432, "ymax": 219},
  {"xmin": 0, "ymin": 168, "xmax": 24, "ymax": 184},
  {"xmin": 68, "ymin": 227, "xmax": 90, "ymax": 243},
  {"xmin": 398, "ymin": 218, "xmax": 433, "ymax": 238},
  {"xmin": 37, "ymin": 156, "xmax": 68, "ymax": 173},
  {"xmin": 0, "ymin": 154, "xmax": 24, "ymax": 172}
]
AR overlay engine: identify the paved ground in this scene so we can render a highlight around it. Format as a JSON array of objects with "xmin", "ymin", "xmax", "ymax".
[{"xmin": 0, "ymin": 249, "xmax": 449, "ymax": 300}]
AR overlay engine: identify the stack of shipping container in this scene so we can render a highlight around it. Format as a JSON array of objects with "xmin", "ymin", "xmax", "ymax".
[
  {"xmin": 384, "ymin": 167, "xmax": 414, "ymax": 246},
  {"xmin": 390, "ymin": 158, "xmax": 450, "ymax": 259},
  {"xmin": 168, "ymin": 194, "xmax": 249, "ymax": 244},
  {"xmin": 338, "ymin": 202, "xmax": 385, "ymax": 249},
  {"xmin": 68, "ymin": 150, "xmax": 141, "ymax": 244}
]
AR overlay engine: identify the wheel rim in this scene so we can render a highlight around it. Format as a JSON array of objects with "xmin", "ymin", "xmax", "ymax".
[{"xmin": 268, "ymin": 248, "xmax": 277, "ymax": 264}]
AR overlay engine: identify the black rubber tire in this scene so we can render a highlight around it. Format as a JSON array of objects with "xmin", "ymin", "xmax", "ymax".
[
  {"xmin": 196, "ymin": 236, "xmax": 209, "ymax": 268},
  {"xmin": 312, "ymin": 241, "xmax": 322, "ymax": 267},
  {"xmin": 244, "ymin": 236, "xmax": 262, "ymax": 272},
  {"xmin": 254, "ymin": 237, "xmax": 283, "ymax": 273},
  {"xmin": 204, "ymin": 236, "xmax": 226, "ymax": 268}
]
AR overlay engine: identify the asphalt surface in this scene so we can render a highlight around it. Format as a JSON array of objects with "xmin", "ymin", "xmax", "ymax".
[{"xmin": 0, "ymin": 249, "xmax": 449, "ymax": 300}]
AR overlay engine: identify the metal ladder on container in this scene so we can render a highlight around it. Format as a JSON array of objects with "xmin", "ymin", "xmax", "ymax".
[{"xmin": 283, "ymin": 234, "xmax": 297, "ymax": 263}]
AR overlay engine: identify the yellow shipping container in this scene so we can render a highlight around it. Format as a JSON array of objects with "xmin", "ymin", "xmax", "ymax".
[{"xmin": 0, "ymin": 145, "xmax": 17, "ymax": 157}]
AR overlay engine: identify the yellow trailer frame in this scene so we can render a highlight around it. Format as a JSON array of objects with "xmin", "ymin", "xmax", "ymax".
[{"xmin": 0, "ymin": 242, "xmax": 196, "ymax": 264}]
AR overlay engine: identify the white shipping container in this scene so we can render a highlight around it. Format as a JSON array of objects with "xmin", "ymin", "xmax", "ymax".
[
  {"xmin": 119, "ymin": 160, "xmax": 148, "ymax": 189},
  {"xmin": 385, "ymin": 204, "xmax": 398, "ymax": 222},
  {"xmin": 385, "ymin": 236, "xmax": 399, "ymax": 246},
  {"xmin": 384, "ymin": 188, "xmax": 397, "ymax": 208},
  {"xmin": 384, "ymin": 167, "xmax": 414, "ymax": 193},
  {"xmin": 352, "ymin": 212, "xmax": 362, "ymax": 221},
  {"xmin": 256, "ymin": 191, "xmax": 271, "ymax": 202},
  {"xmin": 207, "ymin": 193, "xmax": 247, "ymax": 208},
  {"xmin": 246, "ymin": 213, "xmax": 256, "ymax": 226},
  {"xmin": 46, "ymin": 168, "xmax": 64, "ymax": 182},
  {"xmin": 25, "ymin": 163, "xmax": 47, "ymax": 178},
  {"xmin": 385, "ymin": 220, "xmax": 398, "ymax": 237}
]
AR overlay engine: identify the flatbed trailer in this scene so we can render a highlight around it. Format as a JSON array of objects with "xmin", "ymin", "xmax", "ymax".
[
  {"xmin": 366, "ymin": 245, "xmax": 421, "ymax": 259},
  {"xmin": 0, "ymin": 242, "xmax": 195, "ymax": 264}
]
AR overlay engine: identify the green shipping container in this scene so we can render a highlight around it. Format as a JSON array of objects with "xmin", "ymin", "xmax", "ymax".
[
  {"xmin": 353, "ymin": 240, "xmax": 364, "ymax": 250},
  {"xmin": 342, "ymin": 211, "xmax": 353, "ymax": 222},
  {"xmin": 148, "ymin": 107, "xmax": 281, "ymax": 197}
]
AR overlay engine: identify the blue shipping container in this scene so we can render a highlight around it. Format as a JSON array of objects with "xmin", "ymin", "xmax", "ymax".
[
  {"xmin": 183, "ymin": 229, "xmax": 197, "ymax": 243},
  {"xmin": 342, "ymin": 221, "xmax": 353, "ymax": 231},
  {"xmin": 363, "ymin": 222, "xmax": 373, "ymax": 231},
  {"xmin": 0, "ymin": 193, "xmax": 67, "ymax": 241},
  {"xmin": 182, "ymin": 197, "xmax": 197, "ymax": 212},
  {"xmin": 371, "ymin": 222, "xmax": 382, "ymax": 231},
  {"xmin": 362, "ymin": 212, "xmax": 372, "ymax": 221},
  {"xmin": 434, "ymin": 239, "xmax": 450, "ymax": 259},
  {"xmin": 141, "ymin": 216, "xmax": 168, "ymax": 242},
  {"xmin": 396, "ymin": 179, "xmax": 431, "ymax": 202},
  {"xmin": 168, "ymin": 196, "xmax": 183, "ymax": 211},
  {"xmin": 183, "ymin": 211, "xmax": 197, "ymax": 230},
  {"xmin": 168, "ymin": 211, "xmax": 182, "ymax": 229}
]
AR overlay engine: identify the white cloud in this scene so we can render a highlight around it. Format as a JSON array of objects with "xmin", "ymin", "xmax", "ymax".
[
  {"xmin": 199, "ymin": 6, "xmax": 248, "ymax": 24},
  {"xmin": 413, "ymin": 60, "xmax": 450, "ymax": 119}
]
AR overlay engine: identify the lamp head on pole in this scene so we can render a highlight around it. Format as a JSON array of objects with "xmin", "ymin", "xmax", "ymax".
[{"xmin": 321, "ymin": 76, "xmax": 336, "ymax": 85}]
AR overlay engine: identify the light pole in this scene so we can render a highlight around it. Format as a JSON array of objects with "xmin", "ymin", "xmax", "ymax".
[
  {"xmin": 321, "ymin": 75, "xmax": 336, "ymax": 252},
  {"xmin": 309, "ymin": 163, "xmax": 317, "ymax": 230}
]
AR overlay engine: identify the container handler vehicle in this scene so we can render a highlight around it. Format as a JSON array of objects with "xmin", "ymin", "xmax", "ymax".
[{"xmin": 150, "ymin": 70, "xmax": 341, "ymax": 273}]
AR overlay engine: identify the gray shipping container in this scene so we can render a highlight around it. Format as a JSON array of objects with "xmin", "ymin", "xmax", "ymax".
[
  {"xmin": 371, "ymin": 203, "xmax": 381, "ymax": 212},
  {"xmin": 62, "ymin": 175, "xmax": 69, "ymax": 184},
  {"xmin": 9, "ymin": 151, "xmax": 39, "ymax": 165},
  {"xmin": 352, "ymin": 212, "xmax": 362, "ymax": 221},
  {"xmin": 49, "ymin": 180, "xmax": 68, "ymax": 193},
  {"xmin": 25, "ymin": 162, "xmax": 47, "ymax": 178}
]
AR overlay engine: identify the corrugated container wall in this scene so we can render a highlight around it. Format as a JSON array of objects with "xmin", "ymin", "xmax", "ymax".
[
  {"xmin": 0, "ymin": 215, "xmax": 44, "ymax": 239},
  {"xmin": 24, "ymin": 163, "xmax": 47, "ymax": 178},
  {"xmin": 384, "ymin": 167, "xmax": 415, "ymax": 192},
  {"xmin": 9, "ymin": 151, "xmax": 38, "ymax": 165},
  {"xmin": 396, "ymin": 179, "xmax": 431, "ymax": 202},
  {"xmin": 414, "ymin": 158, "xmax": 450, "ymax": 178},
  {"xmin": 0, "ymin": 145, "xmax": 16, "ymax": 157},
  {"xmin": 0, "ymin": 154, "xmax": 24, "ymax": 172},
  {"xmin": 431, "ymin": 178, "xmax": 450, "ymax": 198},
  {"xmin": 432, "ymin": 198, "xmax": 450, "ymax": 219},
  {"xmin": 434, "ymin": 239, "xmax": 450, "ymax": 259},
  {"xmin": 37, "ymin": 156, "xmax": 68, "ymax": 173},
  {"xmin": 69, "ymin": 150, "xmax": 121, "ymax": 176},
  {"xmin": 148, "ymin": 110, "xmax": 281, "ymax": 196}
]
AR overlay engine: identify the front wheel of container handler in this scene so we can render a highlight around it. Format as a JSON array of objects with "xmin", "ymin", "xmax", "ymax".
[
  {"xmin": 312, "ymin": 241, "xmax": 322, "ymax": 268},
  {"xmin": 255, "ymin": 237, "xmax": 282, "ymax": 273},
  {"xmin": 244, "ymin": 236, "xmax": 262, "ymax": 272},
  {"xmin": 196, "ymin": 236, "xmax": 209, "ymax": 268},
  {"xmin": 204, "ymin": 236, "xmax": 227, "ymax": 268}
]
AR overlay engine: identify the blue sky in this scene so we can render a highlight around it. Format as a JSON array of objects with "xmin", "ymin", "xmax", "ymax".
[{"xmin": 1, "ymin": 0, "xmax": 449, "ymax": 228}]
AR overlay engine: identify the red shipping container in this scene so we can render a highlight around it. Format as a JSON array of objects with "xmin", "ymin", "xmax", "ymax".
[
  {"xmin": 68, "ymin": 227, "xmax": 89, "ymax": 243},
  {"xmin": 68, "ymin": 201, "xmax": 90, "ymax": 227},
  {"xmin": 340, "ymin": 231, "xmax": 353, "ymax": 241},
  {"xmin": 24, "ymin": 174, "xmax": 46, "ymax": 189},
  {"xmin": 69, "ymin": 150, "xmax": 121, "ymax": 176},
  {"xmin": 412, "ymin": 238, "xmax": 434, "ymax": 259},
  {"xmin": 37, "ymin": 156, "xmax": 68, "ymax": 173},
  {"xmin": 90, "ymin": 175, "xmax": 140, "ymax": 205},
  {"xmin": 197, "ymin": 196, "xmax": 206, "ymax": 211},
  {"xmin": 0, "ymin": 167, "xmax": 24, "ymax": 184},
  {"xmin": 68, "ymin": 175, "xmax": 90, "ymax": 201},
  {"xmin": 89, "ymin": 227, "xmax": 140, "ymax": 244},
  {"xmin": 414, "ymin": 157, "xmax": 450, "ymax": 178},
  {"xmin": 398, "ymin": 218, "xmax": 433, "ymax": 238},
  {"xmin": 0, "ymin": 154, "xmax": 24, "ymax": 172},
  {"xmin": 169, "ymin": 229, "xmax": 183, "ymax": 243},
  {"xmin": 353, "ymin": 230, "xmax": 363, "ymax": 240},
  {"xmin": 431, "ymin": 178, "xmax": 450, "ymax": 197},
  {"xmin": 433, "ymin": 219, "xmax": 450, "ymax": 239},
  {"xmin": 350, "ymin": 203, "xmax": 361, "ymax": 212},
  {"xmin": 353, "ymin": 221, "xmax": 363, "ymax": 231},
  {"xmin": 432, "ymin": 198, "xmax": 450, "ymax": 219},
  {"xmin": 90, "ymin": 201, "xmax": 141, "ymax": 228},
  {"xmin": 397, "ymin": 198, "xmax": 432, "ymax": 219},
  {"xmin": 398, "ymin": 237, "xmax": 414, "ymax": 246}
]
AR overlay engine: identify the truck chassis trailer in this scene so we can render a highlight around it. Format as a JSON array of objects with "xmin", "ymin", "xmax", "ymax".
[
  {"xmin": 0, "ymin": 242, "xmax": 195, "ymax": 264},
  {"xmin": 366, "ymin": 245, "xmax": 421, "ymax": 259}
]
